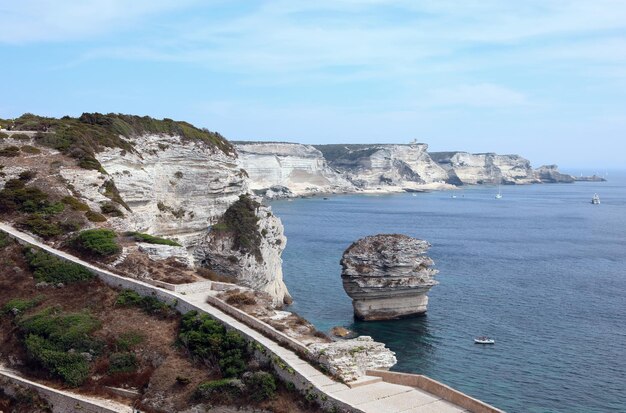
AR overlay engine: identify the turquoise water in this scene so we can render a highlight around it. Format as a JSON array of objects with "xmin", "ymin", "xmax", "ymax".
[{"xmin": 270, "ymin": 174, "xmax": 626, "ymax": 413}]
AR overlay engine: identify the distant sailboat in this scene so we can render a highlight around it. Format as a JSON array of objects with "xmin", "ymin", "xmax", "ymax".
[{"xmin": 591, "ymin": 194, "xmax": 600, "ymax": 205}]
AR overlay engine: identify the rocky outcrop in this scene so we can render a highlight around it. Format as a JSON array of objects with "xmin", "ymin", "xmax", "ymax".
[
  {"xmin": 194, "ymin": 196, "xmax": 291, "ymax": 306},
  {"xmin": 341, "ymin": 234, "xmax": 438, "ymax": 321},
  {"xmin": 315, "ymin": 143, "xmax": 450, "ymax": 190},
  {"xmin": 534, "ymin": 165, "xmax": 575, "ymax": 183},
  {"xmin": 91, "ymin": 134, "xmax": 248, "ymax": 246},
  {"xmin": 429, "ymin": 151, "xmax": 537, "ymax": 185},
  {"xmin": 308, "ymin": 336, "xmax": 397, "ymax": 382},
  {"xmin": 235, "ymin": 142, "xmax": 354, "ymax": 197}
]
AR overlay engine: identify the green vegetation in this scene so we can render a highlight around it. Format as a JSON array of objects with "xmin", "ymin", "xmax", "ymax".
[
  {"xmin": 114, "ymin": 331, "xmax": 144, "ymax": 351},
  {"xmin": 125, "ymin": 231, "xmax": 181, "ymax": 246},
  {"xmin": 19, "ymin": 215, "xmax": 63, "ymax": 238},
  {"xmin": 102, "ymin": 180, "xmax": 130, "ymax": 211},
  {"xmin": 61, "ymin": 196, "xmax": 90, "ymax": 211},
  {"xmin": 0, "ymin": 232, "xmax": 10, "ymax": 248},
  {"xmin": 108, "ymin": 352, "xmax": 138, "ymax": 374},
  {"xmin": 18, "ymin": 170, "xmax": 36, "ymax": 181},
  {"xmin": 245, "ymin": 371, "xmax": 277, "ymax": 401},
  {"xmin": 24, "ymin": 248, "xmax": 94, "ymax": 284},
  {"xmin": 71, "ymin": 229, "xmax": 120, "ymax": 257},
  {"xmin": 2, "ymin": 296, "xmax": 43, "ymax": 315},
  {"xmin": 10, "ymin": 133, "xmax": 31, "ymax": 141},
  {"xmin": 115, "ymin": 290, "xmax": 175, "ymax": 318},
  {"xmin": 225, "ymin": 292, "xmax": 257, "ymax": 306},
  {"xmin": 17, "ymin": 307, "xmax": 102, "ymax": 386},
  {"xmin": 0, "ymin": 179, "xmax": 64, "ymax": 215},
  {"xmin": 0, "ymin": 132, "xmax": 7, "ymax": 139},
  {"xmin": 20, "ymin": 145, "xmax": 41, "ymax": 154},
  {"xmin": 314, "ymin": 144, "xmax": 381, "ymax": 162},
  {"xmin": 100, "ymin": 201, "xmax": 124, "ymax": 217},
  {"xmin": 85, "ymin": 210, "xmax": 107, "ymax": 222},
  {"xmin": 212, "ymin": 194, "xmax": 263, "ymax": 261},
  {"xmin": 0, "ymin": 146, "xmax": 20, "ymax": 157},
  {"xmin": 8, "ymin": 113, "xmax": 234, "ymax": 173},
  {"xmin": 193, "ymin": 379, "xmax": 243, "ymax": 403},
  {"xmin": 179, "ymin": 311, "xmax": 250, "ymax": 378}
]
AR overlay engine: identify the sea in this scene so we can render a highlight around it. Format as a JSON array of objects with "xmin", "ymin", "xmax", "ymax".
[{"xmin": 270, "ymin": 171, "xmax": 626, "ymax": 413}]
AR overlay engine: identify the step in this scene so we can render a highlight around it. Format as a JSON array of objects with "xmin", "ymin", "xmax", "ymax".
[{"xmin": 346, "ymin": 375, "xmax": 383, "ymax": 388}]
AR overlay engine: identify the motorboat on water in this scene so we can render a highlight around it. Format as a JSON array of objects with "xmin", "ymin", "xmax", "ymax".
[
  {"xmin": 474, "ymin": 336, "xmax": 495, "ymax": 344},
  {"xmin": 591, "ymin": 194, "xmax": 600, "ymax": 204}
]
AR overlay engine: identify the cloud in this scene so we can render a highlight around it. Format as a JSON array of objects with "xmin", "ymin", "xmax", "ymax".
[{"xmin": 426, "ymin": 84, "xmax": 529, "ymax": 108}]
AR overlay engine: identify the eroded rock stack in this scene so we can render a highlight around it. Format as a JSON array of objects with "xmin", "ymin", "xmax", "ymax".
[{"xmin": 341, "ymin": 234, "xmax": 439, "ymax": 321}]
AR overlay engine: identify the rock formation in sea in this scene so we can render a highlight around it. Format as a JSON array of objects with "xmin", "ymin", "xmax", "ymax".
[
  {"xmin": 533, "ymin": 165, "xmax": 576, "ymax": 183},
  {"xmin": 194, "ymin": 194, "xmax": 292, "ymax": 306},
  {"xmin": 315, "ymin": 143, "xmax": 450, "ymax": 190},
  {"xmin": 235, "ymin": 142, "xmax": 355, "ymax": 197},
  {"xmin": 341, "ymin": 234, "xmax": 439, "ymax": 321},
  {"xmin": 429, "ymin": 151, "xmax": 537, "ymax": 185}
]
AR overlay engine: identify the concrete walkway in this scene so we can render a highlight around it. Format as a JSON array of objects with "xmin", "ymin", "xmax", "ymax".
[{"xmin": 0, "ymin": 222, "xmax": 479, "ymax": 413}]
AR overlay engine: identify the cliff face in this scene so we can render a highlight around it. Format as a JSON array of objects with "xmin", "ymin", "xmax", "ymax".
[
  {"xmin": 341, "ymin": 234, "xmax": 439, "ymax": 321},
  {"xmin": 92, "ymin": 134, "xmax": 248, "ymax": 246},
  {"xmin": 316, "ymin": 144, "xmax": 450, "ymax": 189},
  {"xmin": 429, "ymin": 152, "xmax": 537, "ymax": 185},
  {"xmin": 235, "ymin": 142, "xmax": 354, "ymax": 197},
  {"xmin": 534, "ymin": 165, "xmax": 575, "ymax": 183},
  {"xmin": 194, "ymin": 196, "xmax": 291, "ymax": 306}
]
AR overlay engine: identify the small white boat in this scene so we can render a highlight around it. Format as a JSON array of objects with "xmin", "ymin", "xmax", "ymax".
[
  {"xmin": 495, "ymin": 184, "xmax": 502, "ymax": 199},
  {"xmin": 591, "ymin": 194, "xmax": 600, "ymax": 205},
  {"xmin": 474, "ymin": 336, "xmax": 495, "ymax": 344}
]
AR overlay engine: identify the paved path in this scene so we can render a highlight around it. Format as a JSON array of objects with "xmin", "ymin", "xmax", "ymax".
[{"xmin": 0, "ymin": 222, "xmax": 472, "ymax": 413}]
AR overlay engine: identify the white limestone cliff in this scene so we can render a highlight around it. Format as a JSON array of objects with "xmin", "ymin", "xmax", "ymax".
[
  {"xmin": 317, "ymin": 143, "xmax": 450, "ymax": 190},
  {"xmin": 194, "ymin": 199, "xmax": 291, "ymax": 306},
  {"xmin": 93, "ymin": 134, "xmax": 248, "ymax": 246},
  {"xmin": 235, "ymin": 142, "xmax": 354, "ymax": 197},
  {"xmin": 429, "ymin": 151, "xmax": 538, "ymax": 185}
]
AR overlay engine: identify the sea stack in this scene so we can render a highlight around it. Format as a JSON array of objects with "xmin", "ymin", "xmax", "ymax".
[{"xmin": 341, "ymin": 234, "xmax": 439, "ymax": 321}]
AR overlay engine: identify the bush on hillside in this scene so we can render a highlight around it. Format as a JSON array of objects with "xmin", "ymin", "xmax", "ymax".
[
  {"xmin": 71, "ymin": 229, "xmax": 120, "ymax": 257},
  {"xmin": 19, "ymin": 215, "xmax": 63, "ymax": 239},
  {"xmin": 0, "ymin": 146, "xmax": 20, "ymax": 157},
  {"xmin": 193, "ymin": 378, "xmax": 244, "ymax": 403},
  {"xmin": 18, "ymin": 307, "xmax": 102, "ymax": 386},
  {"xmin": 212, "ymin": 194, "xmax": 263, "ymax": 261},
  {"xmin": 125, "ymin": 231, "xmax": 181, "ymax": 246},
  {"xmin": 61, "ymin": 196, "xmax": 90, "ymax": 211},
  {"xmin": 179, "ymin": 311, "xmax": 249, "ymax": 378},
  {"xmin": 244, "ymin": 371, "xmax": 277, "ymax": 401},
  {"xmin": 24, "ymin": 248, "xmax": 94, "ymax": 283},
  {"xmin": 85, "ymin": 210, "xmax": 107, "ymax": 222},
  {"xmin": 100, "ymin": 202, "xmax": 124, "ymax": 217},
  {"xmin": 115, "ymin": 290, "xmax": 175, "ymax": 318}
]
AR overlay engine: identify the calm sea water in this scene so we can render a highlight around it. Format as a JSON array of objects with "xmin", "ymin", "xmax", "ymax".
[{"xmin": 270, "ymin": 172, "xmax": 626, "ymax": 413}]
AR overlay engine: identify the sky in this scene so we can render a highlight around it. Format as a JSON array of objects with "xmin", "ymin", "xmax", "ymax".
[{"xmin": 1, "ymin": 1, "xmax": 625, "ymax": 169}]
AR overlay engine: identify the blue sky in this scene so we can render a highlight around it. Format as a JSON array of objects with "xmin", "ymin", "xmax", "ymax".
[{"xmin": 1, "ymin": 1, "xmax": 625, "ymax": 169}]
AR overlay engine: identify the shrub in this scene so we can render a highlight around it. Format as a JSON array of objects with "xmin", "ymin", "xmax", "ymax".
[
  {"xmin": 19, "ymin": 215, "xmax": 62, "ymax": 238},
  {"xmin": 125, "ymin": 231, "xmax": 181, "ymax": 246},
  {"xmin": 0, "ymin": 146, "xmax": 20, "ymax": 157},
  {"xmin": 85, "ymin": 210, "xmax": 107, "ymax": 222},
  {"xmin": 108, "ymin": 352, "xmax": 138, "ymax": 374},
  {"xmin": 193, "ymin": 379, "xmax": 244, "ymax": 403},
  {"xmin": 24, "ymin": 248, "xmax": 94, "ymax": 283},
  {"xmin": 179, "ymin": 311, "xmax": 249, "ymax": 378},
  {"xmin": 115, "ymin": 290, "xmax": 175, "ymax": 318},
  {"xmin": 244, "ymin": 371, "xmax": 277, "ymax": 401},
  {"xmin": 71, "ymin": 229, "xmax": 120, "ymax": 257},
  {"xmin": 225, "ymin": 292, "xmax": 256, "ymax": 306},
  {"xmin": 2, "ymin": 296, "xmax": 43, "ymax": 315},
  {"xmin": 174, "ymin": 171, "xmax": 183, "ymax": 179},
  {"xmin": 61, "ymin": 196, "xmax": 90, "ymax": 211},
  {"xmin": 20, "ymin": 145, "xmax": 41, "ymax": 154},
  {"xmin": 0, "ymin": 232, "xmax": 10, "ymax": 248},
  {"xmin": 212, "ymin": 194, "xmax": 262, "ymax": 261},
  {"xmin": 10, "ymin": 133, "xmax": 31, "ymax": 141},
  {"xmin": 18, "ymin": 308, "xmax": 102, "ymax": 386},
  {"xmin": 115, "ymin": 331, "xmax": 144, "ymax": 351},
  {"xmin": 0, "ymin": 179, "xmax": 63, "ymax": 215},
  {"xmin": 100, "ymin": 202, "xmax": 124, "ymax": 217},
  {"xmin": 18, "ymin": 170, "xmax": 36, "ymax": 181},
  {"xmin": 0, "ymin": 132, "xmax": 7, "ymax": 139},
  {"xmin": 102, "ymin": 180, "xmax": 130, "ymax": 211}
]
